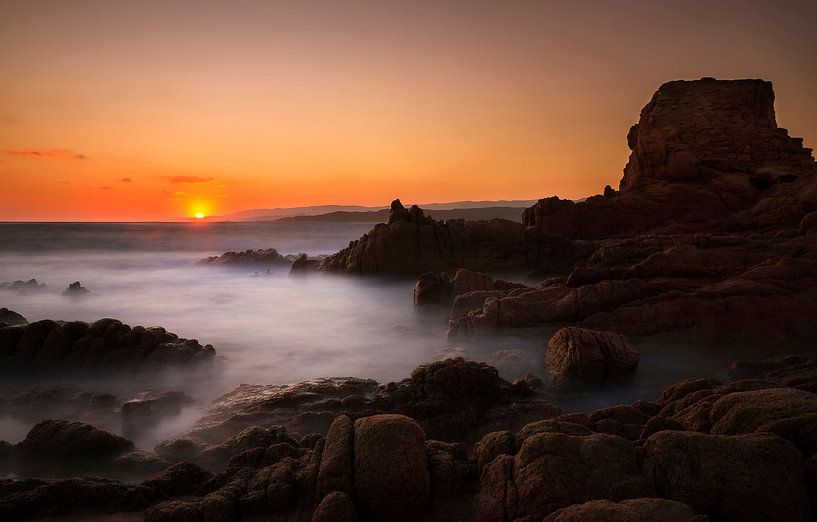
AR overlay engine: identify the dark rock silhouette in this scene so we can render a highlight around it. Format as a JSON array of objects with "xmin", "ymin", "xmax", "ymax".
[
  {"xmin": 62, "ymin": 281, "xmax": 90, "ymax": 296},
  {"xmin": 544, "ymin": 327, "xmax": 640, "ymax": 389},
  {"xmin": 0, "ymin": 308, "xmax": 27, "ymax": 326},
  {"xmin": 0, "ymin": 317, "xmax": 215, "ymax": 376},
  {"xmin": 0, "ymin": 279, "xmax": 45, "ymax": 294},
  {"xmin": 197, "ymin": 248, "xmax": 290, "ymax": 267}
]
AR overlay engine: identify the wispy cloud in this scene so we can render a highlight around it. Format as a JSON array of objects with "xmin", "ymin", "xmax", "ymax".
[
  {"xmin": 100, "ymin": 186, "xmax": 113, "ymax": 190},
  {"xmin": 120, "ymin": 177, "xmax": 133, "ymax": 183},
  {"xmin": 6, "ymin": 148, "xmax": 87, "ymax": 160},
  {"xmin": 166, "ymin": 175, "xmax": 214, "ymax": 184}
]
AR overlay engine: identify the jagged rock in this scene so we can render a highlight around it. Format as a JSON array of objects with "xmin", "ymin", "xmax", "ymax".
[
  {"xmin": 197, "ymin": 248, "xmax": 290, "ymax": 267},
  {"xmin": 543, "ymin": 498, "xmax": 706, "ymax": 521},
  {"xmin": 645, "ymin": 431, "xmax": 809, "ymax": 522},
  {"xmin": 320, "ymin": 199, "xmax": 530, "ymax": 274},
  {"xmin": 62, "ymin": 281, "xmax": 90, "ymax": 296},
  {"xmin": 353, "ymin": 414, "xmax": 430, "ymax": 521},
  {"xmin": 474, "ymin": 431, "xmax": 514, "ymax": 472},
  {"xmin": 0, "ymin": 308, "xmax": 27, "ymax": 326},
  {"xmin": 289, "ymin": 253, "xmax": 321, "ymax": 274},
  {"xmin": 0, "ymin": 317, "xmax": 215, "ymax": 376},
  {"xmin": 544, "ymin": 327, "xmax": 639, "ymax": 389},
  {"xmin": 0, "ymin": 279, "xmax": 45, "ymax": 294}
]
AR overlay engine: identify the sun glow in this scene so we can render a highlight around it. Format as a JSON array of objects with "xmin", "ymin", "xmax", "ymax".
[{"xmin": 195, "ymin": 213, "xmax": 205, "ymax": 219}]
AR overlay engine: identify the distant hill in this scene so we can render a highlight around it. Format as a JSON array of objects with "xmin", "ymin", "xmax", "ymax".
[
  {"xmin": 214, "ymin": 199, "xmax": 538, "ymax": 221},
  {"xmin": 277, "ymin": 206, "xmax": 525, "ymax": 223}
]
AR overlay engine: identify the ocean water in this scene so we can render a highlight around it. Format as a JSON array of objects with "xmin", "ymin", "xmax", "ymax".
[{"xmin": 0, "ymin": 222, "xmax": 546, "ymax": 444}]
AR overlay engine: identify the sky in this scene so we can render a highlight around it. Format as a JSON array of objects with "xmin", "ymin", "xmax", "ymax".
[{"xmin": 1, "ymin": 0, "xmax": 816, "ymax": 221}]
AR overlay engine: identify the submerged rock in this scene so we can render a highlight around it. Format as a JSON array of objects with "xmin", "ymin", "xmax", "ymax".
[{"xmin": 197, "ymin": 248, "xmax": 290, "ymax": 267}]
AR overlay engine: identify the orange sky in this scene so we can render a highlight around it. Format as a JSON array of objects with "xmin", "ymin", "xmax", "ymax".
[{"xmin": 1, "ymin": 0, "xmax": 816, "ymax": 221}]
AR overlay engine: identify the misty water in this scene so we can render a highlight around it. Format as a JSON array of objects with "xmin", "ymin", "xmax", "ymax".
[
  {"xmin": 0, "ymin": 222, "xmax": 543, "ymax": 446},
  {"xmin": 0, "ymin": 222, "xmax": 737, "ymax": 448}
]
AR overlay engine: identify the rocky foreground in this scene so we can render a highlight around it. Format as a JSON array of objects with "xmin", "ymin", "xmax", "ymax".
[{"xmin": 1, "ymin": 349, "xmax": 816, "ymax": 521}]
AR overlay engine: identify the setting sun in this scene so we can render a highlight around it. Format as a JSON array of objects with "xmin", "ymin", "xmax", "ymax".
[{"xmin": 195, "ymin": 213, "xmax": 204, "ymax": 219}]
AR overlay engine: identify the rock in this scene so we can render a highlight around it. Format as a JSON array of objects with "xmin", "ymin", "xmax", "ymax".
[
  {"xmin": 511, "ymin": 433, "xmax": 651, "ymax": 518},
  {"xmin": 313, "ymin": 491, "xmax": 356, "ymax": 522},
  {"xmin": 316, "ymin": 415, "xmax": 354, "ymax": 498},
  {"xmin": 0, "ymin": 317, "xmax": 215, "ymax": 376},
  {"xmin": 144, "ymin": 500, "xmax": 202, "ymax": 522},
  {"xmin": 414, "ymin": 272, "xmax": 454, "ymax": 307},
  {"xmin": 17, "ymin": 419, "xmax": 134, "ymax": 460},
  {"xmin": 544, "ymin": 327, "xmax": 640, "ymax": 389},
  {"xmin": 645, "ymin": 431, "xmax": 809, "ymax": 522},
  {"xmin": 197, "ymin": 248, "xmax": 290, "ymax": 267},
  {"xmin": 62, "ymin": 281, "xmax": 90, "ymax": 296},
  {"xmin": 0, "ymin": 308, "xmax": 27, "ymax": 326},
  {"xmin": 320, "ymin": 199, "xmax": 529, "ymax": 274},
  {"xmin": 121, "ymin": 390, "xmax": 193, "ymax": 438},
  {"xmin": 289, "ymin": 253, "xmax": 321, "ymax": 274},
  {"xmin": 474, "ymin": 431, "xmax": 514, "ymax": 472},
  {"xmin": 543, "ymin": 498, "xmax": 706, "ymax": 521},
  {"xmin": 143, "ymin": 461, "xmax": 213, "ymax": 498},
  {"xmin": 0, "ymin": 476, "xmax": 152, "ymax": 520},
  {"xmin": 353, "ymin": 414, "xmax": 430, "ymax": 521},
  {"xmin": 425, "ymin": 440, "xmax": 471, "ymax": 507},
  {"xmin": 154, "ymin": 437, "xmax": 209, "ymax": 463},
  {"xmin": 0, "ymin": 279, "xmax": 45, "ymax": 294}
]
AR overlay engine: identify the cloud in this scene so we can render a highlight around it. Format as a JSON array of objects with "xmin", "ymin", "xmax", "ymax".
[
  {"xmin": 100, "ymin": 186, "xmax": 113, "ymax": 190},
  {"xmin": 166, "ymin": 176, "xmax": 214, "ymax": 184},
  {"xmin": 120, "ymin": 177, "xmax": 133, "ymax": 183},
  {"xmin": 6, "ymin": 149, "xmax": 87, "ymax": 160}
]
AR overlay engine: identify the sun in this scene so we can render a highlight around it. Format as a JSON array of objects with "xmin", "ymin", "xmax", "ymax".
[{"xmin": 195, "ymin": 213, "xmax": 205, "ymax": 219}]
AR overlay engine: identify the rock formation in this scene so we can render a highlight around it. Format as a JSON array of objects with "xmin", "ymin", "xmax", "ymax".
[
  {"xmin": 544, "ymin": 327, "xmax": 640, "ymax": 389},
  {"xmin": 2, "ymin": 350, "xmax": 816, "ymax": 520},
  {"xmin": 0, "ymin": 317, "xmax": 215, "ymax": 377},
  {"xmin": 197, "ymin": 248, "xmax": 291, "ymax": 267},
  {"xmin": 62, "ymin": 281, "xmax": 90, "ymax": 296},
  {"xmin": 0, "ymin": 308, "xmax": 27, "ymax": 326}
]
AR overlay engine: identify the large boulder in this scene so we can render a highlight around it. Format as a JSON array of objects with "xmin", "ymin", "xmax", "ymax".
[
  {"xmin": 316, "ymin": 415, "xmax": 354, "ymax": 498},
  {"xmin": 16, "ymin": 419, "xmax": 134, "ymax": 460},
  {"xmin": 545, "ymin": 327, "xmax": 639, "ymax": 389},
  {"xmin": 353, "ymin": 414, "xmax": 430, "ymax": 521},
  {"xmin": 511, "ymin": 433, "xmax": 651, "ymax": 518},
  {"xmin": 644, "ymin": 431, "xmax": 810, "ymax": 522}
]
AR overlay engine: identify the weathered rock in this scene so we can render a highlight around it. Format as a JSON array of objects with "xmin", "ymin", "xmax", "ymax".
[
  {"xmin": 0, "ymin": 317, "xmax": 215, "ymax": 376},
  {"xmin": 511, "ymin": 433, "xmax": 651, "ymax": 518},
  {"xmin": 320, "ymin": 199, "xmax": 530, "ymax": 274},
  {"xmin": 353, "ymin": 414, "xmax": 430, "ymax": 521},
  {"xmin": 312, "ymin": 490, "xmax": 356, "ymax": 522},
  {"xmin": 543, "ymin": 498, "xmax": 706, "ymax": 521},
  {"xmin": 0, "ymin": 279, "xmax": 45, "ymax": 294},
  {"xmin": 197, "ymin": 248, "xmax": 290, "ymax": 267},
  {"xmin": 62, "ymin": 281, "xmax": 90, "ymax": 296},
  {"xmin": 316, "ymin": 414, "xmax": 354, "ymax": 498},
  {"xmin": 0, "ymin": 308, "xmax": 27, "ymax": 326},
  {"xmin": 17, "ymin": 419, "xmax": 134, "ymax": 460},
  {"xmin": 142, "ymin": 462, "xmax": 213, "ymax": 498},
  {"xmin": 645, "ymin": 431, "xmax": 809, "ymax": 522},
  {"xmin": 545, "ymin": 327, "xmax": 640, "ymax": 389}
]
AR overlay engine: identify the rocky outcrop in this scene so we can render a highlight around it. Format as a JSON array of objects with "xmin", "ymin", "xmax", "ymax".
[
  {"xmin": 4, "ymin": 352, "xmax": 817, "ymax": 520},
  {"xmin": 0, "ymin": 317, "xmax": 215, "ymax": 377},
  {"xmin": 17, "ymin": 419, "xmax": 134, "ymax": 460},
  {"xmin": 0, "ymin": 308, "xmax": 26, "ymax": 326},
  {"xmin": 62, "ymin": 281, "xmax": 90, "ymax": 296},
  {"xmin": 0, "ymin": 279, "xmax": 45, "ymax": 294},
  {"xmin": 197, "ymin": 248, "xmax": 291, "ymax": 267},
  {"xmin": 319, "ymin": 199, "xmax": 531, "ymax": 274},
  {"xmin": 544, "ymin": 327, "xmax": 639, "ymax": 389},
  {"xmin": 414, "ymin": 268, "xmax": 527, "ymax": 308}
]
